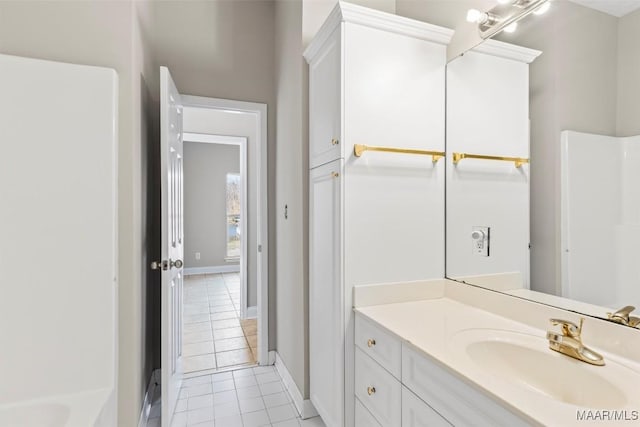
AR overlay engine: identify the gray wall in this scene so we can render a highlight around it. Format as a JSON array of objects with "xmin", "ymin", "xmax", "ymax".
[
  {"xmin": 0, "ymin": 2, "xmax": 159, "ymax": 425},
  {"xmin": 617, "ymin": 8, "xmax": 640, "ymax": 137},
  {"xmin": 275, "ymin": 0, "xmax": 308, "ymax": 398},
  {"xmin": 184, "ymin": 143, "xmax": 240, "ymax": 269}
]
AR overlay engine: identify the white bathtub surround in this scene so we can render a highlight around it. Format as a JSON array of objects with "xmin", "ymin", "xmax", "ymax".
[
  {"xmin": 0, "ymin": 389, "xmax": 115, "ymax": 427},
  {"xmin": 355, "ymin": 284, "xmax": 640, "ymax": 426},
  {"xmin": 0, "ymin": 54, "xmax": 118, "ymax": 425},
  {"xmin": 561, "ymin": 131, "xmax": 640, "ymax": 309}
]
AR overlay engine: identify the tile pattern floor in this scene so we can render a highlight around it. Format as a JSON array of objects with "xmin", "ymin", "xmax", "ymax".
[
  {"xmin": 183, "ymin": 273, "xmax": 258, "ymax": 373},
  {"xmin": 147, "ymin": 365, "xmax": 326, "ymax": 427}
]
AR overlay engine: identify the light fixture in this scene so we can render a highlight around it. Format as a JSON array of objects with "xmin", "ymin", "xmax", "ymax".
[
  {"xmin": 468, "ymin": 0, "xmax": 549, "ymax": 39},
  {"xmin": 466, "ymin": 9, "xmax": 481, "ymax": 23}
]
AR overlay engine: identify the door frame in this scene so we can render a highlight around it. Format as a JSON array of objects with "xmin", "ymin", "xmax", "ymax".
[
  {"xmin": 182, "ymin": 95, "xmax": 269, "ymax": 366},
  {"xmin": 182, "ymin": 133, "xmax": 248, "ymax": 319}
]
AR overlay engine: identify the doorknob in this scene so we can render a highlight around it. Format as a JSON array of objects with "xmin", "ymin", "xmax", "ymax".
[
  {"xmin": 150, "ymin": 260, "xmax": 168, "ymax": 270},
  {"xmin": 150, "ymin": 259, "xmax": 183, "ymax": 270}
]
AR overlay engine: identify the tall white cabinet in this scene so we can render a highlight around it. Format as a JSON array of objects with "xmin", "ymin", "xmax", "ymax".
[{"xmin": 304, "ymin": 4, "xmax": 452, "ymax": 426}]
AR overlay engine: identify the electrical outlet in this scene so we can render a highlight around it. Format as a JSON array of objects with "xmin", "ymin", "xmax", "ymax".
[
  {"xmin": 471, "ymin": 226, "xmax": 490, "ymax": 257},
  {"xmin": 195, "ymin": 252, "xmax": 201, "ymax": 260}
]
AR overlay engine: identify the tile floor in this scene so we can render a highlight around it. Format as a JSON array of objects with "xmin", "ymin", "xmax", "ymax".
[
  {"xmin": 183, "ymin": 273, "xmax": 258, "ymax": 373},
  {"xmin": 147, "ymin": 365, "xmax": 326, "ymax": 427}
]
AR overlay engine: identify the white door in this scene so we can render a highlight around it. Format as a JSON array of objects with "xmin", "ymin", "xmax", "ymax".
[
  {"xmin": 309, "ymin": 159, "xmax": 343, "ymax": 427},
  {"xmin": 158, "ymin": 66, "xmax": 184, "ymax": 426}
]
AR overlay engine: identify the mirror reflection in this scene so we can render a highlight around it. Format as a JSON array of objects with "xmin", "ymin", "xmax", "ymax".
[{"xmin": 444, "ymin": 0, "xmax": 640, "ymax": 328}]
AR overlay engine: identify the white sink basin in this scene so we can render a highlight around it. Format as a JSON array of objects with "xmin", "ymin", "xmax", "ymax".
[{"xmin": 451, "ymin": 328, "xmax": 639, "ymax": 408}]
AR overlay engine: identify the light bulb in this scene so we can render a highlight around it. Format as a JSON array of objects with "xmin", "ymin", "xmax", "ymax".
[
  {"xmin": 503, "ymin": 22, "xmax": 518, "ymax": 33},
  {"xmin": 533, "ymin": 2, "xmax": 551, "ymax": 15},
  {"xmin": 466, "ymin": 9, "xmax": 482, "ymax": 23}
]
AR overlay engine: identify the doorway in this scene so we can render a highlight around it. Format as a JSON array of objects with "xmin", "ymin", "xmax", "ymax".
[
  {"xmin": 179, "ymin": 96, "xmax": 269, "ymax": 376},
  {"xmin": 182, "ymin": 134, "xmax": 256, "ymax": 373}
]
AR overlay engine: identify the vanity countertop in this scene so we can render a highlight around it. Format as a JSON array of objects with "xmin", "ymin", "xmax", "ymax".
[{"xmin": 356, "ymin": 297, "xmax": 640, "ymax": 426}]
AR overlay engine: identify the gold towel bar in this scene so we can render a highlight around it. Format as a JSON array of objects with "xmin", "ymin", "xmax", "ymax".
[
  {"xmin": 452, "ymin": 152, "xmax": 529, "ymax": 168},
  {"xmin": 353, "ymin": 144, "xmax": 445, "ymax": 163}
]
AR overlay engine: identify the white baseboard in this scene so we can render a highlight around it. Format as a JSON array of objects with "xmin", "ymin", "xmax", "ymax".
[
  {"xmin": 274, "ymin": 352, "xmax": 318, "ymax": 420},
  {"xmin": 138, "ymin": 369, "xmax": 160, "ymax": 427},
  {"xmin": 245, "ymin": 306, "xmax": 257, "ymax": 319},
  {"xmin": 184, "ymin": 265, "xmax": 240, "ymax": 275}
]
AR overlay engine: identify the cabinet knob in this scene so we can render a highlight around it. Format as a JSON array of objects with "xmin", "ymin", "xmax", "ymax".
[
  {"xmin": 367, "ymin": 386, "xmax": 376, "ymax": 396},
  {"xmin": 331, "ymin": 138, "xmax": 340, "ymax": 145},
  {"xmin": 367, "ymin": 339, "xmax": 376, "ymax": 347},
  {"xmin": 331, "ymin": 172, "xmax": 340, "ymax": 178}
]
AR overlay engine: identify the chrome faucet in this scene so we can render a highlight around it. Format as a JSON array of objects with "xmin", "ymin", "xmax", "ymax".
[
  {"xmin": 607, "ymin": 306, "xmax": 640, "ymax": 328},
  {"xmin": 546, "ymin": 318, "xmax": 605, "ymax": 366}
]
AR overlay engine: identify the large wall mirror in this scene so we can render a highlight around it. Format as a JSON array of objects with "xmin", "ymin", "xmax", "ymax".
[{"xmin": 444, "ymin": 0, "xmax": 640, "ymax": 328}]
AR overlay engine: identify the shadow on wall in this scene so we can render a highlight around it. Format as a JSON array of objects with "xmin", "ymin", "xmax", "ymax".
[{"xmin": 141, "ymin": 72, "xmax": 162, "ymax": 373}]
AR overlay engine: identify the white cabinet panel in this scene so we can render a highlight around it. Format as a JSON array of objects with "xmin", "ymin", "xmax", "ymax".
[
  {"xmin": 355, "ymin": 313, "xmax": 401, "ymax": 379},
  {"xmin": 309, "ymin": 27, "xmax": 342, "ymax": 169},
  {"xmin": 402, "ymin": 343, "xmax": 529, "ymax": 427},
  {"xmin": 355, "ymin": 397, "xmax": 382, "ymax": 427},
  {"xmin": 354, "ymin": 347, "xmax": 401, "ymax": 427},
  {"xmin": 343, "ymin": 21, "xmax": 446, "ymax": 287},
  {"xmin": 309, "ymin": 159, "xmax": 344, "ymax": 427},
  {"xmin": 402, "ymin": 386, "xmax": 451, "ymax": 427}
]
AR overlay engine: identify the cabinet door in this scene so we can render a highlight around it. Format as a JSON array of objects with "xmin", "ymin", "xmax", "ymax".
[
  {"xmin": 355, "ymin": 397, "xmax": 382, "ymax": 427},
  {"xmin": 309, "ymin": 159, "xmax": 343, "ymax": 427},
  {"xmin": 309, "ymin": 27, "xmax": 342, "ymax": 168},
  {"xmin": 402, "ymin": 386, "xmax": 452, "ymax": 427}
]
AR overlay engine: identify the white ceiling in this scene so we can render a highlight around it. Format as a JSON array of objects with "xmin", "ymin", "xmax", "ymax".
[{"xmin": 568, "ymin": 0, "xmax": 640, "ymax": 17}]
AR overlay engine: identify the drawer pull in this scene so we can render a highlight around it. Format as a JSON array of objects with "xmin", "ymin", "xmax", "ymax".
[
  {"xmin": 367, "ymin": 386, "xmax": 376, "ymax": 396},
  {"xmin": 331, "ymin": 172, "xmax": 340, "ymax": 178},
  {"xmin": 367, "ymin": 339, "xmax": 376, "ymax": 347},
  {"xmin": 331, "ymin": 138, "xmax": 340, "ymax": 145}
]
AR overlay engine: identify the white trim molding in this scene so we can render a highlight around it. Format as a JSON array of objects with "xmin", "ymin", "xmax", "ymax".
[
  {"xmin": 274, "ymin": 352, "xmax": 318, "ymax": 420},
  {"xmin": 183, "ymin": 265, "xmax": 240, "ymax": 276},
  {"xmin": 245, "ymin": 305, "xmax": 257, "ymax": 319},
  {"xmin": 303, "ymin": 1, "xmax": 454, "ymax": 62},
  {"xmin": 472, "ymin": 38, "xmax": 542, "ymax": 64},
  {"xmin": 138, "ymin": 369, "xmax": 160, "ymax": 427}
]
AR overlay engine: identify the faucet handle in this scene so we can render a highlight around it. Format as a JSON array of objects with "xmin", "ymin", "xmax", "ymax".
[
  {"xmin": 549, "ymin": 318, "xmax": 583, "ymax": 338},
  {"xmin": 607, "ymin": 306, "xmax": 636, "ymax": 325}
]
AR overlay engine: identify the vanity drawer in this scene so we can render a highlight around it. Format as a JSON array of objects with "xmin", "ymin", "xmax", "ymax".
[
  {"xmin": 355, "ymin": 312, "xmax": 402, "ymax": 379},
  {"xmin": 355, "ymin": 397, "xmax": 382, "ymax": 427},
  {"xmin": 355, "ymin": 347, "xmax": 401, "ymax": 427},
  {"xmin": 402, "ymin": 343, "xmax": 530, "ymax": 427},
  {"xmin": 402, "ymin": 385, "xmax": 451, "ymax": 427}
]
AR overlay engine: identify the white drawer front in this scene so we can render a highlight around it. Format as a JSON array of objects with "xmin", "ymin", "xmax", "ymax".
[
  {"xmin": 355, "ymin": 397, "xmax": 382, "ymax": 427},
  {"xmin": 355, "ymin": 347, "xmax": 401, "ymax": 427},
  {"xmin": 402, "ymin": 343, "xmax": 530, "ymax": 427},
  {"xmin": 355, "ymin": 313, "xmax": 402, "ymax": 379},
  {"xmin": 402, "ymin": 386, "xmax": 451, "ymax": 427}
]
